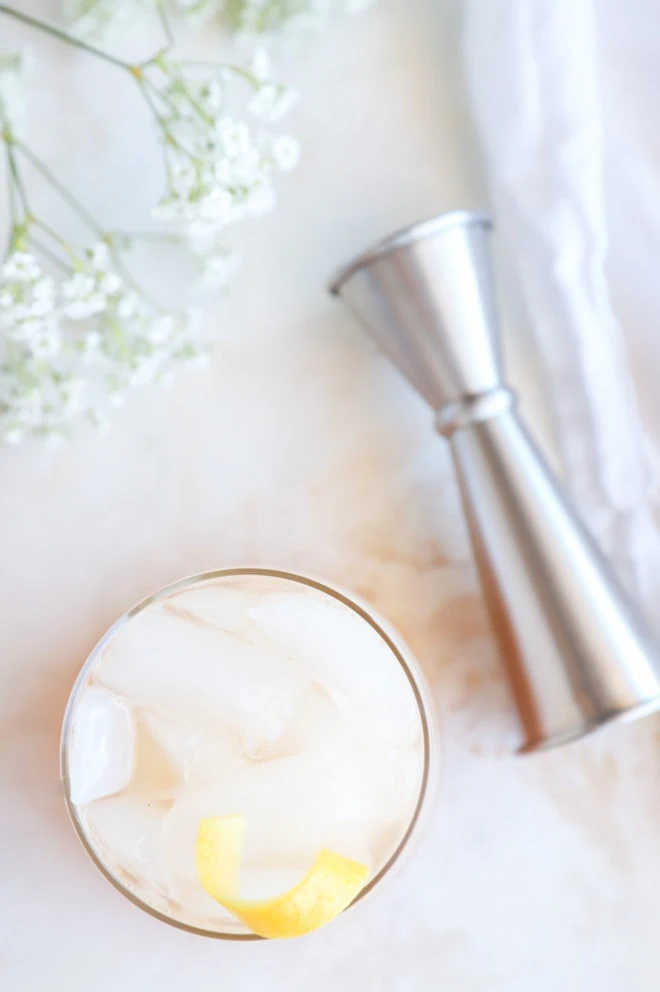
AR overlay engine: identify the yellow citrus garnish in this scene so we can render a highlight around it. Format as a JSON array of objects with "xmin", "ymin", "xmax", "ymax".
[{"xmin": 195, "ymin": 815, "xmax": 369, "ymax": 939}]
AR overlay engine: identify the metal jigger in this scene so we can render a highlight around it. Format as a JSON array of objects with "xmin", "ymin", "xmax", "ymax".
[{"xmin": 330, "ymin": 210, "xmax": 660, "ymax": 752}]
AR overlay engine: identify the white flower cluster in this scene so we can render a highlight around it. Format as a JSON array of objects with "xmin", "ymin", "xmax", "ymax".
[
  {"xmin": 0, "ymin": 0, "xmax": 375, "ymax": 447},
  {"xmin": 0, "ymin": 244, "xmax": 204, "ymax": 445},
  {"xmin": 65, "ymin": 0, "xmax": 374, "ymax": 38},
  {"xmin": 236, "ymin": 0, "xmax": 375, "ymax": 36},
  {"xmin": 171, "ymin": 0, "xmax": 222, "ymax": 20},
  {"xmin": 64, "ymin": 0, "xmax": 153, "ymax": 38},
  {"xmin": 151, "ymin": 50, "xmax": 300, "ymax": 255}
]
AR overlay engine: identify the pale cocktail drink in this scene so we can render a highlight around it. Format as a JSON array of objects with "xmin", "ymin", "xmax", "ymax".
[{"xmin": 61, "ymin": 570, "xmax": 431, "ymax": 938}]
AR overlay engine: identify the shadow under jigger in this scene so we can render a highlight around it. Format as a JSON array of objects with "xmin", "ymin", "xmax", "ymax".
[{"xmin": 330, "ymin": 211, "xmax": 660, "ymax": 752}]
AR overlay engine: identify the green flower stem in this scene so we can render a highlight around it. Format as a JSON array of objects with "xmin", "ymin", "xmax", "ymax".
[
  {"xmin": 138, "ymin": 74, "xmax": 181, "ymax": 122},
  {"xmin": 107, "ymin": 246, "xmax": 161, "ymax": 311},
  {"xmin": 0, "ymin": 5, "xmax": 135, "ymax": 73},
  {"xmin": 156, "ymin": 56, "xmax": 216, "ymax": 126},
  {"xmin": 27, "ymin": 234, "xmax": 72, "ymax": 273},
  {"xmin": 15, "ymin": 140, "xmax": 105, "ymax": 237},
  {"xmin": 180, "ymin": 61, "xmax": 261, "ymax": 90},
  {"xmin": 138, "ymin": 3, "xmax": 175, "ymax": 70},
  {"xmin": 220, "ymin": 64, "xmax": 261, "ymax": 90},
  {"xmin": 32, "ymin": 216, "xmax": 72, "ymax": 251},
  {"xmin": 0, "ymin": 5, "xmax": 202, "ymax": 159},
  {"xmin": 4, "ymin": 133, "xmax": 160, "ymax": 310},
  {"xmin": 4, "ymin": 145, "xmax": 18, "ymax": 257},
  {"xmin": 6, "ymin": 147, "xmax": 16, "ymax": 224},
  {"xmin": 155, "ymin": 1, "xmax": 175, "ymax": 52},
  {"xmin": 1, "ymin": 94, "xmax": 29, "ymax": 255},
  {"xmin": 5, "ymin": 142, "xmax": 28, "ymax": 218},
  {"xmin": 3, "ymin": 148, "xmax": 72, "ymax": 260},
  {"xmin": 109, "ymin": 230, "xmax": 184, "ymax": 246},
  {"xmin": 176, "ymin": 83, "xmax": 215, "ymax": 129},
  {"xmin": 135, "ymin": 77, "xmax": 198, "ymax": 160}
]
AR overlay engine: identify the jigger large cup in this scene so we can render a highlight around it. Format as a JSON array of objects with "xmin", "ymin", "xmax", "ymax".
[{"xmin": 330, "ymin": 210, "xmax": 660, "ymax": 752}]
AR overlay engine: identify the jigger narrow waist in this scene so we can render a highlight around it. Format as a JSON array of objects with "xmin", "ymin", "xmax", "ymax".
[{"xmin": 435, "ymin": 388, "xmax": 516, "ymax": 438}]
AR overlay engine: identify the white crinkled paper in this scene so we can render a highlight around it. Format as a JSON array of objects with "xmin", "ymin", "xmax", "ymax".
[{"xmin": 463, "ymin": 0, "xmax": 660, "ymax": 609}]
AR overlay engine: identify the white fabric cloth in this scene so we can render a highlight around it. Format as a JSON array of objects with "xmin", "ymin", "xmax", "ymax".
[{"xmin": 463, "ymin": 0, "xmax": 660, "ymax": 609}]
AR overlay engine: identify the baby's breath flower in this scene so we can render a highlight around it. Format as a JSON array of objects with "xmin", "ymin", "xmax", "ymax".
[
  {"xmin": 186, "ymin": 222, "xmax": 217, "ymax": 256},
  {"xmin": 65, "ymin": 0, "xmax": 374, "ymax": 39},
  {"xmin": 2, "ymin": 251, "xmax": 40, "ymax": 283},
  {"xmin": 61, "ymin": 272, "xmax": 107, "ymax": 319},
  {"xmin": 250, "ymin": 48, "xmax": 271, "ymax": 83},
  {"xmin": 0, "ymin": 243, "xmax": 205, "ymax": 445},
  {"xmin": 248, "ymin": 83, "xmax": 299, "ymax": 123},
  {"xmin": 1, "ymin": 0, "xmax": 372, "ymax": 446},
  {"xmin": 199, "ymin": 249, "xmax": 242, "ymax": 291},
  {"xmin": 60, "ymin": 242, "xmax": 123, "ymax": 319},
  {"xmin": 0, "ymin": 252, "xmax": 61, "ymax": 357},
  {"xmin": 270, "ymin": 134, "xmax": 300, "ymax": 171},
  {"xmin": 172, "ymin": 0, "xmax": 222, "ymax": 15},
  {"xmin": 64, "ymin": 0, "xmax": 153, "ymax": 38},
  {"xmin": 148, "ymin": 56, "xmax": 298, "ymax": 242},
  {"xmin": 236, "ymin": 0, "xmax": 375, "ymax": 36}
]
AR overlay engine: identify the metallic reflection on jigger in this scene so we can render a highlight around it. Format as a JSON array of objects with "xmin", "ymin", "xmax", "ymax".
[{"xmin": 330, "ymin": 211, "xmax": 660, "ymax": 752}]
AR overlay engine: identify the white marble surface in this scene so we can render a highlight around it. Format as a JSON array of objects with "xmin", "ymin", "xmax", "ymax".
[{"xmin": 3, "ymin": 2, "xmax": 660, "ymax": 989}]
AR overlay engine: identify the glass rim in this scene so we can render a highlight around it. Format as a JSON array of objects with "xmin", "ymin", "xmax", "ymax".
[{"xmin": 60, "ymin": 566, "xmax": 434, "ymax": 941}]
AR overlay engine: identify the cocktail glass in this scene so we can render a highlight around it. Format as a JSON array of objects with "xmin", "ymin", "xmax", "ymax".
[{"xmin": 61, "ymin": 568, "xmax": 434, "ymax": 939}]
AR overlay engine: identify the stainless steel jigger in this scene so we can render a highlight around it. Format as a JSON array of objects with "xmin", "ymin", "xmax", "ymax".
[{"xmin": 329, "ymin": 210, "xmax": 660, "ymax": 752}]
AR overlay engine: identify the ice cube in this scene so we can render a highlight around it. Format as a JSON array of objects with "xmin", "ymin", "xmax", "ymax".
[
  {"xmin": 127, "ymin": 713, "xmax": 181, "ymax": 798},
  {"xmin": 140, "ymin": 708, "xmax": 203, "ymax": 780},
  {"xmin": 81, "ymin": 795, "xmax": 170, "ymax": 898},
  {"xmin": 162, "ymin": 779, "xmax": 251, "ymax": 892},
  {"xmin": 268, "ymin": 681, "xmax": 342, "ymax": 759},
  {"xmin": 162, "ymin": 583, "xmax": 253, "ymax": 636},
  {"xmin": 161, "ymin": 743, "xmax": 374, "ymax": 909},
  {"xmin": 67, "ymin": 685, "xmax": 135, "ymax": 805},
  {"xmin": 141, "ymin": 706, "xmax": 245, "ymax": 787},
  {"xmin": 249, "ymin": 594, "xmax": 420, "ymax": 746},
  {"xmin": 359, "ymin": 744, "xmax": 424, "ymax": 865},
  {"xmin": 97, "ymin": 606, "xmax": 311, "ymax": 757},
  {"xmin": 166, "ymin": 876, "xmax": 237, "ymax": 924}
]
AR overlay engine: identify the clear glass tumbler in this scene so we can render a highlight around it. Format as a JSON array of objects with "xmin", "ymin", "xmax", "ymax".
[{"xmin": 61, "ymin": 568, "xmax": 434, "ymax": 939}]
